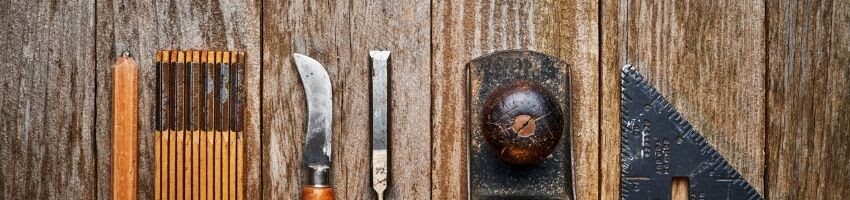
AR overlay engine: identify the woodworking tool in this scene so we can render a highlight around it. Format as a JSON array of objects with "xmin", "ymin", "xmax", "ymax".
[
  {"xmin": 467, "ymin": 50, "xmax": 574, "ymax": 199},
  {"xmin": 369, "ymin": 50, "xmax": 390, "ymax": 200},
  {"xmin": 113, "ymin": 51, "xmax": 139, "ymax": 200},
  {"xmin": 294, "ymin": 53, "xmax": 335, "ymax": 200},
  {"xmin": 154, "ymin": 50, "xmax": 246, "ymax": 199},
  {"xmin": 620, "ymin": 65, "xmax": 763, "ymax": 200}
]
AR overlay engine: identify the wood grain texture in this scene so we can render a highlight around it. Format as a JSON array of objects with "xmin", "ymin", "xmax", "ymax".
[
  {"xmin": 767, "ymin": 0, "xmax": 850, "ymax": 199},
  {"xmin": 431, "ymin": 0, "xmax": 599, "ymax": 199},
  {"xmin": 601, "ymin": 0, "xmax": 767, "ymax": 198},
  {"xmin": 263, "ymin": 0, "xmax": 431, "ymax": 199},
  {"xmin": 94, "ymin": 0, "xmax": 261, "ymax": 199},
  {"xmin": 0, "ymin": 0, "xmax": 98, "ymax": 199},
  {"xmin": 3, "ymin": 0, "xmax": 850, "ymax": 199}
]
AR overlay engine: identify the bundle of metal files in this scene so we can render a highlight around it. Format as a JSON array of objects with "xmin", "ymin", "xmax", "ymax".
[{"xmin": 154, "ymin": 50, "xmax": 245, "ymax": 200}]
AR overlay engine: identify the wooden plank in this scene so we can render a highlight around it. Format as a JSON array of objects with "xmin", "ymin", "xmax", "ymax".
[
  {"xmin": 767, "ymin": 0, "xmax": 850, "ymax": 199},
  {"xmin": 0, "ymin": 0, "xmax": 97, "ymax": 199},
  {"xmin": 260, "ymin": 1, "xmax": 298, "ymax": 198},
  {"xmin": 599, "ymin": 0, "xmax": 623, "ymax": 199},
  {"xmin": 600, "ymin": 0, "xmax": 767, "ymax": 198},
  {"xmin": 94, "ymin": 1, "xmax": 262, "ymax": 199},
  {"xmin": 431, "ymin": 0, "xmax": 599, "ymax": 199}
]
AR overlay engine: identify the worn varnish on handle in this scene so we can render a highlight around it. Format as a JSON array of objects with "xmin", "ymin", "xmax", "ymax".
[
  {"xmin": 155, "ymin": 50, "xmax": 246, "ymax": 200},
  {"xmin": 113, "ymin": 52, "xmax": 139, "ymax": 200},
  {"xmin": 467, "ymin": 50, "xmax": 574, "ymax": 199}
]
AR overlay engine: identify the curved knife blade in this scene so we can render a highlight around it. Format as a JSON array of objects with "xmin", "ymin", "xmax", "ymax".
[{"xmin": 294, "ymin": 53, "xmax": 334, "ymax": 187}]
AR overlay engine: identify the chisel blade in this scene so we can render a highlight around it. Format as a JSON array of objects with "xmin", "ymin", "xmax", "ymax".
[
  {"xmin": 620, "ymin": 65, "xmax": 763, "ymax": 200},
  {"xmin": 369, "ymin": 50, "xmax": 390, "ymax": 200}
]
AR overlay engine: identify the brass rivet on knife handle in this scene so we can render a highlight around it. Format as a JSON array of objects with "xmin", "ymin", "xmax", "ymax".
[{"xmin": 113, "ymin": 51, "xmax": 139, "ymax": 200}]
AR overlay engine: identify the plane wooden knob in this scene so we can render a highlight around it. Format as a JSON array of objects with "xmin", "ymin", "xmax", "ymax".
[{"xmin": 481, "ymin": 81, "xmax": 564, "ymax": 165}]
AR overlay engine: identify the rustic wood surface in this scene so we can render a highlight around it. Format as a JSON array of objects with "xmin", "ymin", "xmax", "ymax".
[
  {"xmin": 0, "ymin": 0, "xmax": 98, "ymax": 199},
  {"xmin": 1, "ymin": 0, "xmax": 848, "ymax": 199},
  {"xmin": 767, "ymin": 0, "xmax": 850, "ymax": 199}
]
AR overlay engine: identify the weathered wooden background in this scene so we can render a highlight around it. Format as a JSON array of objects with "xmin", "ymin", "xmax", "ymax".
[{"xmin": 1, "ymin": 0, "xmax": 848, "ymax": 199}]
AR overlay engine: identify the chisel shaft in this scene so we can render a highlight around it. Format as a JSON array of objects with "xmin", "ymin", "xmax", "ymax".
[{"xmin": 369, "ymin": 51, "xmax": 390, "ymax": 200}]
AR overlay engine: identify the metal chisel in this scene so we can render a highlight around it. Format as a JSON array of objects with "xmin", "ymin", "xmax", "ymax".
[
  {"xmin": 369, "ymin": 51, "xmax": 390, "ymax": 200},
  {"xmin": 295, "ymin": 53, "xmax": 335, "ymax": 200}
]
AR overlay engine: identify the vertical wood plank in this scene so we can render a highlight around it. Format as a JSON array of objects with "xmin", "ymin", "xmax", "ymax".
[
  {"xmin": 431, "ymin": 0, "xmax": 599, "ymax": 199},
  {"xmin": 599, "ymin": 0, "xmax": 623, "ymax": 198},
  {"xmin": 260, "ymin": 0, "xmax": 297, "ymax": 198},
  {"xmin": 601, "ymin": 0, "xmax": 767, "ymax": 197},
  {"xmin": 0, "ymin": 0, "xmax": 97, "ymax": 199},
  {"xmin": 95, "ymin": 0, "xmax": 262, "ymax": 199},
  {"xmin": 767, "ymin": 0, "xmax": 850, "ymax": 199}
]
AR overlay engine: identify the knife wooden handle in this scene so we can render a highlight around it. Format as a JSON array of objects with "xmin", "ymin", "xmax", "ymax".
[{"xmin": 302, "ymin": 186, "xmax": 333, "ymax": 200}]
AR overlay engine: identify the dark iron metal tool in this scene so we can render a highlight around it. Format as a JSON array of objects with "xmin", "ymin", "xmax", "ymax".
[
  {"xmin": 620, "ymin": 65, "xmax": 763, "ymax": 200},
  {"xmin": 468, "ymin": 50, "xmax": 574, "ymax": 200},
  {"xmin": 369, "ymin": 50, "xmax": 390, "ymax": 200},
  {"xmin": 295, "ymin": 53, "xmax": 335, "ymax": 200}
]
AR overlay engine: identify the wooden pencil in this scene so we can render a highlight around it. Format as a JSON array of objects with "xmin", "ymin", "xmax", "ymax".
[{"xmin": 112, "ymin": 51, "xmax": 139, "ymax": 200}]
